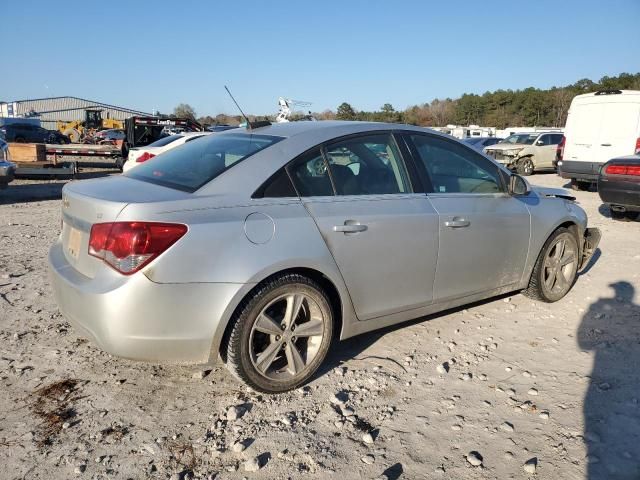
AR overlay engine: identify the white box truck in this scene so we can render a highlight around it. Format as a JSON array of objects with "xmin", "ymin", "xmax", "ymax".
[{"xmin": 557, "ymin": 89, "xmax": 640, "ymax": 190}]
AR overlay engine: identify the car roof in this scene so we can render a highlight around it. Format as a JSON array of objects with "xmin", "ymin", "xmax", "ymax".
[
  {"xmin": 182, "ymin": 131, "xmax": 213, "ymax": 137},
  {"xmin": 216, "ymin": 120, "xmax": 445, "ymax": 139}
]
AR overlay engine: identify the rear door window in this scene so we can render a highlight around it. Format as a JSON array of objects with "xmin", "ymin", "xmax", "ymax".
[
  {"xmin": 289, "ymin": 148, "xmax": 334, "ymax": 197},
  {"xmin": 324, "ymin": 134, "xmax": 411, "ymax": 195},
  {"xmin": 126, "ymin": 133, "xmax": 282, "ymax": 192},
  {"xmin": 549, "ymin": 133, "xmax": 564, "ymax": 145}
]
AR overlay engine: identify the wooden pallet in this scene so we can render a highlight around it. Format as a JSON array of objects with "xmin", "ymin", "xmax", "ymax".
[{"xmin": 8, "ymin": 143, "xmax": 47, "ymax": 162}]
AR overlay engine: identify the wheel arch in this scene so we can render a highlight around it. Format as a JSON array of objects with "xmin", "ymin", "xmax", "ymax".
[
  {"xmin": 212, "ymin": 265, "xmax": 351, "ymax": 364},
  {"xmin": 522, "ymin": 219, "xmax": 582, "ymax": 289}
]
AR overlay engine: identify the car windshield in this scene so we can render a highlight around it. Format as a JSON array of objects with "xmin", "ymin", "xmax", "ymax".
[
  {"xmin": 500, "ymin": 134, "xmax": 537, "ymax": 145},
  {"xmin": 126, "ymin": 133, "xmax": 283, "ymax": 192},
  {"xmin": 147, "ymin": 134, "xmax": 183, "ymax": 147},
  {"xmin": 462, "ymin": 138, "xmax": 483, "ymax": 145}
]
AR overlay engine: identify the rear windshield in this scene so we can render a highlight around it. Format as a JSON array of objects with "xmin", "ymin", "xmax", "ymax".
[
  {"xmin": 148, "ymin": 134, "xmax": 183, "ymax": 147},
  {"xmin": 126, "ymin": 133, "xmax": 283, "ymax": 192}
]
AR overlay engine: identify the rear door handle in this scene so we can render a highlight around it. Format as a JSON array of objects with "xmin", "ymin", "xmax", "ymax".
[
  {"xmin": 445, "ymin": 218, "xmax": 470, "ymax": 228},
  {"xmin": 333, "ymin": 221, "xmax": 368, "ymax": 233},
  {"xmin": 601, "ymin": 143, "xmax": 612, "ymax": 147}
]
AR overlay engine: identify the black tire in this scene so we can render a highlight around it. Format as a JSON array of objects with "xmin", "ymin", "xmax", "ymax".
[
  {"xmin": 516, "ymin": 157, "xmax": 534, "ymax": 176},
  {"xmin": 225, "ymin": 273, "xmax": 334, "ymax": 393},
  {"xmin": 523, "ymin": 227, "xmax": 579, "ymax": 303},
  {"xmin": 570, "ymin": 179, "xmax": 591, "ymax": 191},
  {"xmin": 611, "ymin": 209, "xmax": 639, "ymax": 221}
]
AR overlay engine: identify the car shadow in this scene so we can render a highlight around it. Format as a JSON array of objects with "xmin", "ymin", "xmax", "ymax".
[
  {"xmin": 561, "ymin": 180, "xmax": 597, "ymax": 192},
  {"xmin": 598, "ymin": 204, "xmax": 640, "ymax": 222},
  {"xmin": 577, "ymin": 281, "xmax": 640, "ymax": 479},
  {"xmin": 580, "ymin": 248, "xmax": 602, "ymax": 276},
  {"xmin": 317, "ymin": 291, "xmax": 516, "ymax": 379}
]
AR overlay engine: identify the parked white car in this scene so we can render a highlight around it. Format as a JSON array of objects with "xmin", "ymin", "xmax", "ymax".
[
  {"xmin": 557, "ymin": 89, "xmax": 640, "ymax": 190},
  {"xmin": 123, "ymin": 132, "xmax": 212, "ymax": 172}
]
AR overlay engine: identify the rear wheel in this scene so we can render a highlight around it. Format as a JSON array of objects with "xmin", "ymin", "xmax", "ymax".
[
  {"xmin": 570, "ymin": 179, "xmax": 591, "ymax": 191},
  {"xmin": 226, "ymin": 274, "xmax": 333, "ymax": 393},
  {"xmin": 611, "ymin": 209, "xmax": 639, "ymax": 221},
  {"xmin": 523, "ymin": 228, "xmax": 579, "ymax": 303},
  {"xmin": 516, "ymin": 157, "xmax": 534, "ymax": 176}
]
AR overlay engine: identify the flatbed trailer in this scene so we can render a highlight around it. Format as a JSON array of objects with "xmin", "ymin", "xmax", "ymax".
[
  {"xmin": 45, "ymin": 143, "xmax": 123, "ymax": 158},
  {"xmin": 14, "ymin": 159, "xmax": 77, "ymax": 178}
]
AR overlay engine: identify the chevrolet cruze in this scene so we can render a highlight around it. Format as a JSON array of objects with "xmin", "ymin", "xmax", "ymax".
[{"xmin": 49, "ymin": 121, "xmax": 600, "ymax": 393}]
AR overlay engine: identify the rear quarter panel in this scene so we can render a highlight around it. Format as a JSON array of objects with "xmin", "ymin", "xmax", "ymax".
[{"xmin": 116, "ymin": 198, "xmax": 358, "ymax": 338}]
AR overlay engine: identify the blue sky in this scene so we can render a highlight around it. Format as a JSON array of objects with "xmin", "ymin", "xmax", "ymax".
[{"xmin": 2, "ymin": 0, "xmax": 639, "ymax": 116}]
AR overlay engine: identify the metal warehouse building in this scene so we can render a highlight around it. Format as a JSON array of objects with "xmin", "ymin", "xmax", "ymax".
[{"xmin": 0, "ymin": 96, "xmax": 152, "ymax": 130}]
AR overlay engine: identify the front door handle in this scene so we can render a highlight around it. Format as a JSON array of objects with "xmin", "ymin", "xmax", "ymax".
[
  {"xmin": 333, "ymin": 221, "xmax": 368, "ymax": 234},
  {"xmin": 445, "ymin": 218, "xmax": 470, "ymax": 228},
  {"xmin": 601, "ymin": 143, "xmax": 612, "ymax": 147}
]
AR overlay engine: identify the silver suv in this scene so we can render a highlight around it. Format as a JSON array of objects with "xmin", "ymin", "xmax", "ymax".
[{"xmin": 484, "ymin": 132, "xmax": 564, "ymax": 175}]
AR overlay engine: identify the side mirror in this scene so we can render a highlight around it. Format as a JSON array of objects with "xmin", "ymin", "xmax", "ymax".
[
  {"xmin": 509, "ymin": 174, "xmax": 530, "ymax": 195},
  {"xmin": 536, "ymin": 140, "xmax": 544, "ymax": 146}
]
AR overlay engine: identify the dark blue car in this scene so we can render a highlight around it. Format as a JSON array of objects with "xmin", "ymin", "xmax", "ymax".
[{"xmin": 462, "ymin": 136, "xmax": 503, "ymax": 152}]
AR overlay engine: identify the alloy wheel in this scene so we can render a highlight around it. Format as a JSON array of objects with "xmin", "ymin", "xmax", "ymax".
[
  {"xmin": 249, "ymin": 292, "xmax": 325, "ymax": 381},
  {"xmin": 520, "ymin": 158, "xmax": 534, "ymax": 175},
  {"xmin": 542, "ymin": 233, "xmax": 578, "ymax": 296}
]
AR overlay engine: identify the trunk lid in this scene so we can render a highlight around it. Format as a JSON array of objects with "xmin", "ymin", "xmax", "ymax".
[{"xmin": 60, "ymin": 176, "xmax": 190, "ymax": 278}]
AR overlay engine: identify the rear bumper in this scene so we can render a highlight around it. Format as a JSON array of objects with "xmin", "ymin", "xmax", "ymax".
[
  {"xmin": 48, "ymin": 241, "xmax": 245, "ymax": 364},
  {"xmin": 598, "ymin": 177, "xmax": 640, "ymax": 212},
  {"xmin": 557, "ymin": 160, "xmax": 602, "ymax": 181}
]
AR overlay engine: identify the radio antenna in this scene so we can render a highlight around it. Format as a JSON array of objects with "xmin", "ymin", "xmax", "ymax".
[{"xmin": 224, "ymin": 86, "xmax": 252, "ymax": 129}]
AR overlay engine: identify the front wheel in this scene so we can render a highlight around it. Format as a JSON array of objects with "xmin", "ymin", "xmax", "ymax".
[
  {"xmin": 225, "ymin": 274, "xmax": 334, "ymax": 393},
  {"xmin": 516, "ymin": 157, "xmax": 534, "ymax": 176},
  {"xmin": 523, "ymin": 228, "xmax": 579, "ymax": 303}
]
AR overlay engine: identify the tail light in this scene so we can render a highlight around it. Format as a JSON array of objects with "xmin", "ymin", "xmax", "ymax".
[
  {"xmin": 635, "ymin": 137, "xmax": 640, "ymax": 154},
  {"xmin": 604, "ymin": 164, "xmax": 640, "ymax": 176},
  {"xmin": 89, "ymin": 222, "xmax": 187, "ymax": 274},
  {"xmin": 136, "ymin": 151, "xmax": 156, "ymax": 163},
  {"xmin": 556, "ymin": 135, "xmax": 566, "ymax": 161}
]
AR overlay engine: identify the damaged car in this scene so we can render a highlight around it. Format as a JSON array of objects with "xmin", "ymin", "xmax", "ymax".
[
  {"xmin": 484, "ymin": 132, "xmax": 564, "ymax": 176},
  {"xmin": 48, "ymin": 121, "xmax": 600, "ymax": 393}
]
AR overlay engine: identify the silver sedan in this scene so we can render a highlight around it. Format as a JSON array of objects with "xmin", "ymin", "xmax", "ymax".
[{"xmin": 49, "ymin": 121, "xmax": 600, "ymax": 393}]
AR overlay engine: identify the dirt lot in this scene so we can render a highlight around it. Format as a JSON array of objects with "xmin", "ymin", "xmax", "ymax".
[{"xmin": 0, "ymin": 171, "xmax": 639, "ymax": 480}]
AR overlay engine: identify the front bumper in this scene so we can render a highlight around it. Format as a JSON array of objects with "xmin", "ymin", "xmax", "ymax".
[
  {"xmin": 48, "ymin": 241, "xmax": 245, "ymax": 364},
  {"xmin": 579, "ymin": 228, "xmax": 601, "ymax": 270},
  {"xmin": 485, "ymin": 150, "xmax": 517, "ymax": 167},
  {"xmin": 557, "ymin": 160, "xmax": 601, "ymax": 181}
]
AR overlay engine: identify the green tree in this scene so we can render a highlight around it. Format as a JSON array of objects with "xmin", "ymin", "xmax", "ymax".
[
  {"xmin": 336, "ymin": 102, "xmax": 356, "ymax": 120},
  {"xmin": 173, "ymin": 103, "xmax": 197, "ymax": 121},
  {"xmin": 381, "ymin": 103, "xmax": 395, "ymax": 114}
]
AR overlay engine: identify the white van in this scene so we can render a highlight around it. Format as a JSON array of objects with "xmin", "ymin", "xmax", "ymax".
[{"xmin": 557, "ymin": 90, "xmax": 640, "ymax": 189}]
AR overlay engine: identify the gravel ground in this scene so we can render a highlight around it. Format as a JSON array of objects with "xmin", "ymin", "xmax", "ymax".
[{"xmin": 0, "ymin": 172, "xmax": 639, "ymax": 480}]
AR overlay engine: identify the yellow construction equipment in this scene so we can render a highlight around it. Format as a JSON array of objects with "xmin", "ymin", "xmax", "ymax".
[{"xmin": 57, "ymin": 109, "xmax": 123, "ymax": 142}]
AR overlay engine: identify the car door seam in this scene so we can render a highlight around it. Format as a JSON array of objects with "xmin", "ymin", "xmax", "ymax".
[{"xmin": 300, "ymin": 199, "xmax": 361, "ymax": 321}]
